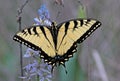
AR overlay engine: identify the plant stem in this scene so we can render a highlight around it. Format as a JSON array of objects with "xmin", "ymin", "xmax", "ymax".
[
  {"xmin": 37, "ymin": 74, "xmax": 40, "ymax": 81},
  {"xmin": 17, "ymin": 0, "xmax": 30, "ymax": 80}
]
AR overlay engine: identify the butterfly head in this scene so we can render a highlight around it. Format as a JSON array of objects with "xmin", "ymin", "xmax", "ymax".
[
  {"xmin": 51, "ymin": 22, "xmax": 57, "ymax": 26},
  {"xmin": 51, "ymin": 22, "xmax": 57, "ymax": 30}
]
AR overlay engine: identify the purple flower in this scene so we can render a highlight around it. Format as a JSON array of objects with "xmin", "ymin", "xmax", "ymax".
[
  {"xmin": 24, "ymin": 48, "xmax": 39, "ymax": 58},
  {"xmin": 38, "ymin": 4, "xmax": 50, "ymax": 20},
  {"xmin": 34, "ymin": 4, "xmax": 51, "ymax": 26},
  {"xmin": 37, "ymin": 60, "xmax": 52, "ymax": 81},
  {"xmin": 22, "ymin": 4, "xmax": 53, "ymax": 81},
  {"xmin": 22, "ymin": 60, "xmax": 52, "ymax": 81}
]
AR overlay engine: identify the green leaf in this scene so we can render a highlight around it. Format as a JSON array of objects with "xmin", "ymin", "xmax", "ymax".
[{"xmin": 78, "ymin": 5, "xmax": 86, "ymax": 18}]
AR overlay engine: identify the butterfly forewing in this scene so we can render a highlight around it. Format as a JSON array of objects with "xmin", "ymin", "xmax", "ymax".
[
  {"xmin": 56, "ymin": 19, "xmax": 101, "ymax": 56},
  {"xmin": 13, "ymin": 25, "xmax": 56, "ymax": 57}
]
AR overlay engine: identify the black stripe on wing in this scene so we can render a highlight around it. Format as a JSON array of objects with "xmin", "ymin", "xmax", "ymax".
[
  {"xmin": 13, "ymin": 35, "xmax": 39, "ymax": 50},
  {"xmin": 78, "ymin": 20, "xmax": 101, "ymax": 43}
]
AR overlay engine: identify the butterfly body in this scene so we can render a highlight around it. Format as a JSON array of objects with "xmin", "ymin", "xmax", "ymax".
[{"xmin": 13, "ymin": 19, "xmax": 101, "ymax": 68}]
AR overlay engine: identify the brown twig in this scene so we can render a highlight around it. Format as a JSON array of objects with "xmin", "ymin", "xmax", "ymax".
[{"xmin": 16, "ymin": 0, "xmax": 30, "ymax": 80}]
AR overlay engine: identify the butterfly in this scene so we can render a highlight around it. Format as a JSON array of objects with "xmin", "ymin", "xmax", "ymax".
[{"xmin": 13, "ymin": 19, "xmax": 101, "ymax": 69}]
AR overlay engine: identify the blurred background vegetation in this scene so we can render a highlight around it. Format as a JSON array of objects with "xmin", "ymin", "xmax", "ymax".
[{"xmin": 0, "ymin": 0, "xmax": 120, "ymax": 81}]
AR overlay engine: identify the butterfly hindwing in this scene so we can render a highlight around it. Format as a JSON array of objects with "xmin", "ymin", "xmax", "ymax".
[
  {"xmin": 56, "ymin": 19, "xmax": 101, "ymax": 56},
  {"xmin": 13, "ymin": 25, "xmax": 56, "ymax": 57}
]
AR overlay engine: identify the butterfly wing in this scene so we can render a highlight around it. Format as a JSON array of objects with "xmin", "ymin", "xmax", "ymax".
[
  {"xmin": 13, "ymin": 25, "xmax": 56, "ymax": 58},
  {"xmin": 56, "ymin": 19, "xmax": 101, "ymax": 58},
  {"xmin": 13, "ymin": 19, "xmax": 101, "ymax": 67}
]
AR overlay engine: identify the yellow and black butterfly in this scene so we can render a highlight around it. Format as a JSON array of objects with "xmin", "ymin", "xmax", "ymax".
[{"xmin": 13, "ymin": 19, "xmax": 101, "ymax": 68}]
